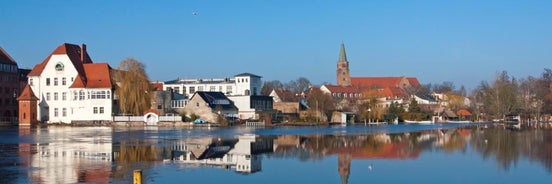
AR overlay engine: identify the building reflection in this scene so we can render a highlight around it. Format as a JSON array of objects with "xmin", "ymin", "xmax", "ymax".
[
  {"xmin": 22, "ymin": 127, "xmax": 112, "ymax": 184},
  {"xmin": 9, "ymin": 126, "xmax": 552, "ymax": 183},
  {"xmin": 166, "ymin": 134, "xmax": 274, "ymax": 173}
]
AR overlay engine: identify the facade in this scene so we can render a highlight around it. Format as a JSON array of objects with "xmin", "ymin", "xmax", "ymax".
[
  {"xmin": 228, "ymin": 95, "xmax": 273, "ymax": 119},
  {"xmin": 0, "ymin": 46, "xmax": 20, "ymax": 123},
  {"xmin": 163, "ymin": 73, "xmax": 262, "ymax": 97},
  {"xmin": 183, "ymin": 91, "xmax": 238, "ymax": 122},
  {"xmin": 26, "ymin": 43, "xmax": 114, "ymax": 124}
]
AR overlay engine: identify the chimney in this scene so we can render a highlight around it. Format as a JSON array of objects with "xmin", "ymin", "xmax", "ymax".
[{"xmin": 80, "ymin": 44, "xmax": 87, "ymax": 62}]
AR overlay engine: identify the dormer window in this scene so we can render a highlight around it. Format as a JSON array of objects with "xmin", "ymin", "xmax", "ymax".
[{"xmin": 55, "ymin": 62, "xmax": 64, "ymax": 71}]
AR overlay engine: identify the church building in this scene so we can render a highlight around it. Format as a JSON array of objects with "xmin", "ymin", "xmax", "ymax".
[{"xmin": 321, "ymin": 43, "xmax": 421, "ymax": 107}]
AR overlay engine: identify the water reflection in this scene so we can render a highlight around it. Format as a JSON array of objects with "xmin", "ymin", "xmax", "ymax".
[{"xmin": 2, "ymin": 126, "xmax": 552, "ymax": 183}]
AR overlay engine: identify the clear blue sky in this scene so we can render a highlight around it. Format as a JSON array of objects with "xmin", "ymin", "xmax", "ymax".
[{"xmin": 1, "ymin": 0, "xmax": 551, "ymax": 91}]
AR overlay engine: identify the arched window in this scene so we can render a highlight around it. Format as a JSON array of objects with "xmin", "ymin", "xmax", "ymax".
[
  {"xmin": 55, "ymin": 62, "xmax": 64, "ymax": 71},
  {"xmin": 244, "ymin": 89, "xmax": 250, "ymax": 96}
]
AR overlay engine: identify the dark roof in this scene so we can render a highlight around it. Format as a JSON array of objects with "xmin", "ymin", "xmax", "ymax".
[
  {"xmin": 234, "ymin": 73, "xmax": 261, "ymax": 78},
  {"xmin": 193, "ymin": 91, "xmax": 237, "ymax": 110},
  {"xmin": 0, "ymin": 46, "xmax": 17, "ymax": 64}
]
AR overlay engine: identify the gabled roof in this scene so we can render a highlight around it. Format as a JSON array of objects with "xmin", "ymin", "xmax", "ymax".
[
  {"xmin": 235, "ymin": 73, "xmax": 261, "ymax": 78},
  {"xmin": 0, "ymin": 46, "xmax": 17, "ymax": 64},
  {"xmin": 192, "ymin": 91, "xmax": 237, "ymax": 110},
  {"xmin": 28, "ymin": 43, "xmax": 92, "ymax": 76},
  {"xmin": 17, "ymin": 85, "xmax": 38, "ymax": 101},
  {"xmin": 69, "ymin": 63, "xmax": 112, "ymax": 88},
  {"xmin": 271, "ymin": 89, "xmax": 302, "ymax": 102}
]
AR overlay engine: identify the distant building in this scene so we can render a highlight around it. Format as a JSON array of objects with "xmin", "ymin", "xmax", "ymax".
[
  {"xmin": 163, "ymin": 73, "xmax": 262, "ymax": 97},
  {"xmin": 0, "ymin": 46, "xmax": 23, "ymax": 123},
  {"xmin": 24, "ymin": 43, "xmax": 114, "ymax": 124},
  {"xmin": 321, "ymin": 42, "xmax": 423, "ymax": 110}
]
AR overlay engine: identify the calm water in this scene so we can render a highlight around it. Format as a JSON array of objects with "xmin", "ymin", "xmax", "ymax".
[{"xmin": 1, "ymin": 124, "xmax": 551, "ymax": 184}]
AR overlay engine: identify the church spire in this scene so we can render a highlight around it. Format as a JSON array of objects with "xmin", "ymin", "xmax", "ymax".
[
  {"xmin": 336, "ymin": 42, "xmax": 351, "ymax": 86},
  {"xmin": 338, "ymin": 42, "xmax": 348, "ymax": 63}
]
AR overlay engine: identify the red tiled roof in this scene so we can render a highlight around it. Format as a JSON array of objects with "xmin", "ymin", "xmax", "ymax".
[
  {"xmin": 0, "ymin": 46, "xmax": 17, "ymax": 64},
  {"xmin": 151, "ymin": 82, "xmax": 164, "ymax": 91},
  {"xmin": 407, "ymin": 77, "xmax": 421, "ymax": 86},
  {"xmin": 28, "ymin": 43, "xmax": 92, "ymax": 76},
  {"xmin": 457, "ymin": 109, "xmax": 472, "ymax": 116},
  {"xmin": 323, "ymin": 85, "xmax": 362, "ymax": 94},
  {"xmin": 144, "ymin": 109, "xmax": 160, "ymax": 115},
  {"xmin": 351, "ymin": 77, "xmax": 420, "ymax": 89},
  {"xmin": 17, "ymin": 85, "xmax": 38, "ymax": 101},
  {"xmin": 69, "ymin": 63, "xmax": 112, "ymax": 88}
]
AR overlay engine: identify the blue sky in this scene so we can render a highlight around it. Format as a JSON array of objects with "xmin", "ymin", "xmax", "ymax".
[{"xmin": 1, "ymin": 0, "xmax": 551, "ymax": 91}]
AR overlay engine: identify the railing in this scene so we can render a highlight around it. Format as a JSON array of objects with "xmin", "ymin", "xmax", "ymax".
[{"xmin": 113, "ymin": 115, "xmax": 181, "ymax": 122}]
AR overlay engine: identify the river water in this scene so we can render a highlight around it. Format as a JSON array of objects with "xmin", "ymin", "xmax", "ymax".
[{"xmin": 1, "ymin": 124, "xmax": 551, "ymax": 183}]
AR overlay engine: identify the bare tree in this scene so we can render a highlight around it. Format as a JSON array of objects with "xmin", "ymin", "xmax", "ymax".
[
  {"xmin": 261, "ymin": 80, "xmax": 283, "ymax": 95},
  {"xmin": 113, "ymin": 58, "xmax": 153, "ymax": 115}
]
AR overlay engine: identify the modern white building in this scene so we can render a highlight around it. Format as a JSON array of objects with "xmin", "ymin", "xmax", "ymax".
[
  {"xmin": 26, "ymin": 43, "xmax": 113, "ymax": 124},
  {"xmin": 163, "ymin": 73, "xmax": 262, "ymax": 97}
]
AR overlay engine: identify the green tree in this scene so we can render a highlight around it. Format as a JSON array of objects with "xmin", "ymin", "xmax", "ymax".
[{"xmin": 113, "ymin": 58, "xmax": 152, "ymax": 115}]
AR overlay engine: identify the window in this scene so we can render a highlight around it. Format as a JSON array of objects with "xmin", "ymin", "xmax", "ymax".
[
  {"xmin": 46, "ymin": 78, "xmax": 50, "ymax": 86},
  {"xmin": 46, "ymin": 92, "xmax": 50, "ymax": 101},
  {"xmin": 62, "ymin": 92, "xmax": 67, "ymax": 101},
  {"xmin": 182, "ymin": 87, "xmax": 186, "ymax": 94},
  {"xmin": 218, "ymin": 86, "xmax": 222, "ymax": 92},
  {"xmin": 73, "ymin": 91, "xmax": 78, "ymax": 100},
  {"xmin": 189, "ymin": 87, "xmax": 195, "ymax": 94},
  {"xmin": 79, "ymin": 91, "xmax": 85, "ymax": 100},
  {"xmin": 62, "ymin": 77, "xmax": 66, "ymax": 85},
  {"xmin": 198, "ymin": 86, "xmax": 203, "ymax": 91},
  {"xmin": 99, "ymin": 107, "xmax": 104, "ymax": 114},
  {"xmin": 210, "ymin": 86, "xmax": 216, "ymax": 91},
  {"xmin": 93, "ymin": 107, "xmax": 98, "ymax": 114},
  {"xmin": 107, "ymin": 91, "xmax": 110, "ymax": 99},
  {"xmin": 226, "ymin": 86, "xmax": 232, "ymax": 94},
  {"xmin": 54, "ymin": 108, "xmax": 58, "ymax": 117},
  {"xmin": 54, "ymin": 78, "xmax": 58, "ymax": 86},
  {"xmin": 174, "ymin": 87, "xmax": 180, "ymax": 94},
  {"xmin": 54, "ymin": 92, "xmax": 58, "ymax": 101},
  {"xmin": 196, "ymin": 102, "xmax": 199, "ymax": 107},
  {"xmin": 62, "ymin": 108, "xmax": 67, "ymax": 117},
  {"xmin": 55, "ymin": 62, "xmax": 64, "ymax": 71},
  {"xmin": 30, "ymin": 79, "xmax": 33, "ymax": 86}
]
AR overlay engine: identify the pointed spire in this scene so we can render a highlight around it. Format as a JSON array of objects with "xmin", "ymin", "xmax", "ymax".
[{"xmin": 338, "ymin": 41, "xmax": 348, "ymax": 62}]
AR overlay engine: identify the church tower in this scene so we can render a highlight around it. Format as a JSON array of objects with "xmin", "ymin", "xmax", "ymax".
[{"xmin": 336, "ymin": 42, "xmax": 351, "ymax": 86}]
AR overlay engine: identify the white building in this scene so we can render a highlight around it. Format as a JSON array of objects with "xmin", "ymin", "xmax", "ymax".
[
  {"xmin": 26, "ymin": 43, "xmax": 113, "ymax": 124},
  {"xmin": 163, "ymin": 73, "xmax": 262, "ymax": 97}
]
